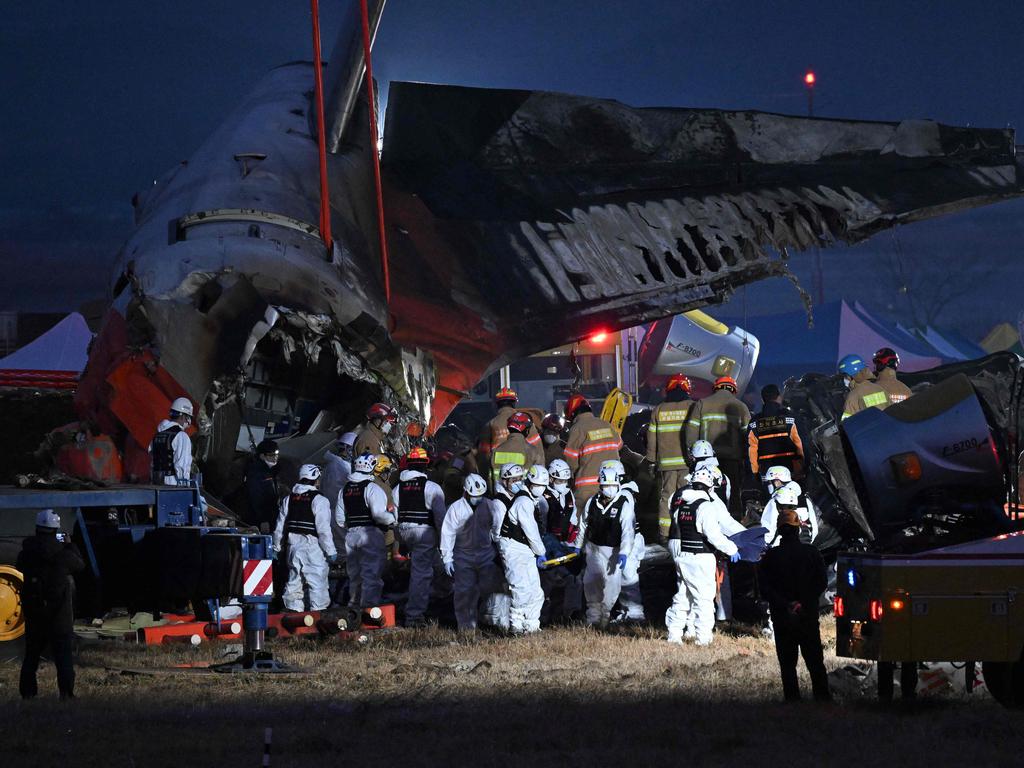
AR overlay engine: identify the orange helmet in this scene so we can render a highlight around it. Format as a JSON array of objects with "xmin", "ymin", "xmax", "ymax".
[
  {"xmin": 507, "ymin": 411, "xmax": 533, "ymax": 434},
  {"xmin": 665, "ymin": 374, "xmax": 692, "ymax": 395},
  {"xmin": 406, "ymin": 446, "xmax": 430, "ymax": 465},
  {"xmin": 366, "ymin": 402, "xmax": 397, "ymax": 422},
  {"xmin": 564, "ymin": 393, "xmax": 590, "ymax": 422},
  {"xmin": 495, "ymin": 387, "xmax": 518, "ymax": 404},
  {"xmin": 714, "ymin": 376, "xmax": 738, "ymax": 393}
]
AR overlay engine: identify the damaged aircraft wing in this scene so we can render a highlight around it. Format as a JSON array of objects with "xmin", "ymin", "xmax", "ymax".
[{"xmin": 381, "ymin": 82, "xmax": 1024, "ymax": 424}]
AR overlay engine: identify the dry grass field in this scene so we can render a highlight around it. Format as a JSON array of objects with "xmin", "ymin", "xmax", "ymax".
[{"xmin": 2, "ymin": 623, "xmax": 1022, "ymax": 767}]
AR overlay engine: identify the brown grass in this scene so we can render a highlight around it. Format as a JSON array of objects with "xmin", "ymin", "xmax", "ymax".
[{"xmin": 1, "ymin": 623, "xmax": 1021, "ymax": 767}]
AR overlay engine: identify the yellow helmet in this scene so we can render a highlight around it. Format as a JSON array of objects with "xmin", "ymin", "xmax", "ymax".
[{"xmin": 374, "ymin": 455, "xmax": 393, "ymax": 477}]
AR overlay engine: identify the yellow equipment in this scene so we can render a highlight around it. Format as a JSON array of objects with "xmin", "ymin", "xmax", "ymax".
[
  {"xmin": 0, "ymin": 565, "xmax": 25, "ymax": 641},
  {"xmin": 600, "ymin": 388, "xmax": 633, "ymax": 435}
]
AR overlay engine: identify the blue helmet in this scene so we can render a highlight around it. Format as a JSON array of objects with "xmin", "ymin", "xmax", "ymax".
[{"xmin": 838, "ymin": 354, "xmax": 867, "ymax": 377}]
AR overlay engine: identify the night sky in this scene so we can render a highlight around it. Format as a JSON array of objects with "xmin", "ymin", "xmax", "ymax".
[{"xmin": 3, "ymin": 1, "xmax": 1023, "ymax": 335}]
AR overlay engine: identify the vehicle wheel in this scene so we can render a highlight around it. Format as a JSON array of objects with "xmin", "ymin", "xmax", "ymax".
[{"xmin": 0, "ymin": 565, "xmax": 26, "ymax": 643}]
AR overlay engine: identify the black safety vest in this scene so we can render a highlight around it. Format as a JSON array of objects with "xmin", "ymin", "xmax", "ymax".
[
  {"xmin": 544, "ymin": 489, "xmax": 576, "ymax": 542},
  {"xmin": 284, "ymin": 490, "xmax": 319, "ymax": 536},
  {"xmin": 398, "ymin": 476, "xmax": 433, "ymax": 526},
  {"xmin": 151, "ymin": 424, "xmax": 182, "ymax": 477},
  {"xmin": 672, "ymin": 492, "xmax": 712, "ymax": 554},
  {"xmin": 750, "ymin": 411, "xmax": 800, "ymax": 469},
  {"xmin": 584, "ymin": 494, "xmax": 628, "ymax": 548},
  {"xmin": 499, "ymin": 490, "xmax": 534, "ymax": 546},
  {"xmin": 343, "ymin": 479, "xmax": 374, "ymax": 527}
]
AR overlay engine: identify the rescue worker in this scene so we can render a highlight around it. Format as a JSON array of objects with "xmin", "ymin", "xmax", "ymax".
[
  {"xmin": 602, "ymin": 459, "xmax": 646, "ymax": 625},
  {"xmin": 490, "ymin": 411, "xmax": 545, "ymax": 490},
  {"xmin": 541, "ymin": 413, "xmax": 566, "ymax": 465},
  {"xmin": 757, "ymin": 508, "xmax": 831, "ymax": 702},
  {"xmin": 747, "ymin": 384, "xmax": 804, "ymax": 490},
  {"xmin": 685, "ymin": 376, "xmax": 750, "ymax": 518},
  {"xmin": 272, "ymin": 464, "xmax": 336, "ymax": 612},
  {"xmin": 18, "ymin": 509, "xmax": 84, "ymax": 700},
  {"xmin": 646, "ymin": 373, "xmax": 694, "ymax": 542},
  {"xmin": 573, "ymin": 465, "xmax": 636, "ymax": 628},
  {"xmin": 665, "ymin": 467, "xmax": 740, "ymax": 645},
  {"xmin": 150, "ymin": 396, "xmax": 194, "ymax": 485},
  {"xmin": 393, "ymin": 447, "xmax": 447, "ymax": 627},
  {"xmin": 873, "ymin": 347, "xmax": 913, "ymax": 405},
  {"xmin": 563, "ymin": 394, "xmax": 623, "ymax": 507},
  {"xmin": 478, "ymin": 387, "xmax": 542, "ymax": 480},
  {"xmin": 691, "ymin": 440, "xmax": 731, "ymax": 504},
  {"xmin": 761, "ymin": 469, "xmax": 819, "ymax": 546},
  {"xmin": 539, "ymin": 459, "xmax": 582, "ymax": 624},
  {"xmin": 243, "ymin": 438, "xmax": 281, "ymax": 531},
  {"xmin": 440, "ymin": 474, "xmax": 506, "ymax": 631},
  {"xmin": 838, "ymin": 354, "xmax": 889, "ymax": 420},
  {"xmin": 354, "ymin": 402, "xmax": 397, "ymax": 457},
  {"xmin": 336, "ymin": 453, "xmax": 395, "ymax": 608},
  {"xmin": 322, "ymin": 431, "xmax": 357, "ymax": 510},
  {"xmin": 706, "ymin": 464, "xmax": 745, "ymax": 622},
  {"xmin": 497, "ymin": 465, "xmax": 549, "ymax": 634}
]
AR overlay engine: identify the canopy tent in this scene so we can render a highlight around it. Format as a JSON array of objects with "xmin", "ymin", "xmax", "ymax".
[{"xmin": 0, "ymin": 313, "xmax": 93, "ymax": 389}]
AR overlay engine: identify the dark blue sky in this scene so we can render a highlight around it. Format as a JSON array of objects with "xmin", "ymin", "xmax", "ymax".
[{"xmin": 2, "ymin": 1, "xmax": 1023, "ymax": 334}]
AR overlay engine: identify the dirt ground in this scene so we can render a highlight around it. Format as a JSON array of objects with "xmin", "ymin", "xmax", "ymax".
[{"xmin": 2, "ymin": 622, "xmax": 1022, "ymax": 768}]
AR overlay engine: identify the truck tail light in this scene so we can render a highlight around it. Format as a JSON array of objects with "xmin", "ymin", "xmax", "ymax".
[
  {"xmin": 870, "ymin": 599, "xmax": 884, "ymax": 621},
  {"xmin": 890, "ymin": 452, "xmax": 922, "ymax": 484},
  {"xmin": 833, "ymin": 596, "xmax": 845, "ymax": 617},
  {"xmin": 890, "ymin": 598, "xmax": 905, "ymax": 611}
]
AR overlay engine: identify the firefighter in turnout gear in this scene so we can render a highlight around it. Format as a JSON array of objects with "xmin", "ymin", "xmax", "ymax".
[
  {"xmin": 490, "ymin": 411, "xmax": 544, "ymax": 491},
  {"xmin": 873, "ymin": 347, "xmax": 913, "ymax": 405},
  {"xmin": 646, "ymin": 373, "xmax": 694, "ymax": 542},
  {"xmin": 272, "ymin": 464, "xmax": 336, "ymax": 611},
  {"xmin": 335, "ymin": 453, "xmax": 396, "ymax": 608},
  {"xmin": 839, "ymin": 354, "xmax": 890, "ymax": 420},
  {"xmin": 541, "ymin": 413, "xmax": 566, "ymax": 465},
  {"xmin": 665, "ymin": 467, "xmax": 739, "ymax": 645},
  {"xmin": 747, "ymin": 384, "xmax": 804, "ymax": 488},
  {"xmin": 498, "ymin": 464, "xmax": 549, "ymax": 634},
  {"xmin": 478, "ymin": 388, "xmax": 542, "ymax": 482},
  {"xmin": 685, "ymin": 376, "xmax": 750, "ymax": 519},
  {"xmin": 393, "ymin": 447, "xmax": 447, "ymax": 626},
  {"xmin": 563, "ymin": 394, "xmax": 623, "ymax": 508},
  {"xmin": 573, "ymin": 465, "xmax": 636, "ymax": 628},
  {"xmin": 150, "ymin": 397, "xmax": 194, "ymax": 485},
  {"xmin": 354, "ymin": 403, "xmax": 396, "ymax": 458}
]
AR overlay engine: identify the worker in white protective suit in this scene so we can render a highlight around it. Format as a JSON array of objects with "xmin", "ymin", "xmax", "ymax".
[
  {"xmin": 272, "ymin": 464, "xmax": 336, "ymax": 611},
  {"xmin": 538, "ymin": 459, "xmax": 583, "ymax": 624},
  {"xmin": 393, "ymin": 447, "xmax": 447, "ymax": 627},
  {"xmin": 322, "ymin": 431, "xmax": 357, "ymax": 552},
  {"xmin": 760, "ymin": 466, "xmax": 819, "ymax": 546},
  {"xmin": 691, "ymin": 440, "xmax": 731, "ymax": 508},
  {"xmin": 666, "ymin": 466, "xmax": 739, "ymax": 645},
  {"xmin": 600, "ymin": 459, "xmax": 646, "ymax": 625},
  {"xmin": 335, "ymin": 453, "xmax": 395, "ymax": 608},
  {"xmin": 440, "ymin": 474, "xmax": 507, "ymax": 631},
  {"xmin": 708, "ymin": 464, "xmax": 744, "ymax": 622},
  {"xmin": 497, "ymin": 464, "xmax": 549, "ymax": 634},
  {"xmin": 573, "ymin": 465, "xmax": 636, "ymax": 628},
  {"xmin": 150, "ymin": 397, "xmax": 195, "ymax": 485}
]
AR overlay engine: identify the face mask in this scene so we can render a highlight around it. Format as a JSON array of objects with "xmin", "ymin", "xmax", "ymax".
[
  {"xmin": 263, "ymin": 455, "xmax": 279, "ymax": 467},
  {"xmin": 468, "ymin": 496, "xmax": 482, "ymax": 507},
  {"xmin": 381, "ymin": 421, "xmax": 393, "ymax": 434},
  {"xmin": 529, "ymin": 483, "xmax": 546, "ymax": 499},
  {"xmin": 843, "ymin": 375, "xmax": 853, "ymax": 389},
  {"xmin": 552, "ymin": 480, "xmax": 568, "ymax": 492},
  {"xmin": 543, "ymin": 434, "xmax": 557, "ymax": 445},
  {"xmin": 509, "ymin": 481, "xmax": 524, "ymax": 493},
  {"xmin": 600, "ymin": 485, "xmax": 618, "ymax": 499}
]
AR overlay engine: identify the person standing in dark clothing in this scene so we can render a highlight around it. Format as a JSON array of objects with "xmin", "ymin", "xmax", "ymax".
[
  {"xmin": 757, "ymin": 508, "xmax": 831, "ymax": 702},
  {"xmin": 17, "ymin": 509, "xmax": 85, "ymax": 700},
  {"xmin": 244, "ymin": 439, "xmax": 281, "ymax": 532},
  {"xmin": 747, "ymin": 384, "xmax": 804, "ymax": 499}
]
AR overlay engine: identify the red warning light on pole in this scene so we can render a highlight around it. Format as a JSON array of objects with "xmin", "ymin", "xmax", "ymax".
[
  {"xmin": 804, "ymin": 71, "xmax": 816, "ymax": 86},
  {"xmin": 589, "ymin": 330, "xmax": 609, "ymax": 344}
]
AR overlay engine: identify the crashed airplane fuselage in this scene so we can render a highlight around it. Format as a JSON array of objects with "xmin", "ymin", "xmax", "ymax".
[{"xmin": 74, "ymin": 2, "xmax": 1024, "ymax": 490}]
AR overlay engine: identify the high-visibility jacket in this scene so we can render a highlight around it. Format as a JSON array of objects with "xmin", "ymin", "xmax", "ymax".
[
  {"xmin": 842, "ymin": 380, "xmax": 889, "ymax": 420},
  {"xmin": 876, "ymin": 368, "xmax": 913, "ymax": 405},
  {"xmin": 354, "ymin": 421, "xmax": 386, "ymax": 458},
  {"xmin": 645, "ymin": 399, "xmax": 692, "ymax": 471},
  {"xmin": 747, "ymin": 402, "xmax": 803, "ymax": 476},
  {"xmin": 563, "ymin": 412, "xmax": 623, "ymax": 492},
  {"xmin": 684, "ymin": 389, "xmax": 751, "ymax": 461},
  {"xmin": 489, "ymin": 431, "xmax": 544, "ymax": 488},
  {"xmin": 478, "ymin": 406, "xmax": 542, "ymax": 460}
]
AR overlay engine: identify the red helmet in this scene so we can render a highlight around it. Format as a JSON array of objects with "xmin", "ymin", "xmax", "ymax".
[
  {"xmin": 564, "ymin": 393, "xmax": 590, "ymax": 422},
  {"xmin": 665, "ymin": 373, "xmax": 692, "ymax": 395},
  {"xmin": 714, "ymin": 376, "xmax": 738, "ymax": 393},
  {"xmin": 366, "ymin": 402, "xmax": 397, "ymax": 422},
  {"xmin": 541, "ymin": 413, "xmax": 563, "ymax": 432},
  {"xmin": 495, "ymin": 387, "xmax": 518, "ymax": 404},
  {"xmin": 873, "ymin": 347, "xmax": 900, "ymax": 372},
  {"xmin": 507, "ymin": 411, "xmax": 533, "ymax": 434},
  {"xmin": 406, "ymin": 446, "xmax": 430, "ymax": 465}
]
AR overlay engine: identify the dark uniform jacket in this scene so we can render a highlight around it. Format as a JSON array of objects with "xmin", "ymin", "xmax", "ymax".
[
  {"xmin": 757, "ymin": 529, "xmax": 827, "ymax": 620},
  {"xmin": 17, "ymin": 534, "xmax": 85, "ymax": 634},
  {"xmin": 244, "ymin": 457, "xmax": 281, "ymax": 528}
]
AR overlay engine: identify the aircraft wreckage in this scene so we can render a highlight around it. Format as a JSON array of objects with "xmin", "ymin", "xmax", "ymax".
[{"xmin": 73, "ymin": 1, "xmax": 1024, "ymax": 489}]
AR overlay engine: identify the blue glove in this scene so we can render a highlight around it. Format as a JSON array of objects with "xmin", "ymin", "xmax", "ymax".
[
  {"xmin": 536, "ymin": 555, "xmax": 549, "ymax": 570},
  {"xmin": 617, "ymin": 554, "xmax": 628, "ymax": 571},
  {"xmin": 443, "ymin": 560, "xmax": 456, "ymax": 578},
  {"xmin": 327, "ymin": 553, "xmax": 338, "ymax": 565},
  {"xmin": 729, "ymin": 552, "xmax": 741, "ymax": 563}
]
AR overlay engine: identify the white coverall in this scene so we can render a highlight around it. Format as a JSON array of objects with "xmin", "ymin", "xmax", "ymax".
[
  {"xmin": 151, "ymin": 419, "xmax": 193, "ymax": 485},
  {"xmin": 321, "ymin": 452, "xmax": 351, "ymax": 552},
  {"xmin": 616, "ymin": 481, "xmax": 646, "ymax": 621},
  {"xmin": 498, "ymin": 493, "xmax": 547, "ymax": 633},
  {"xmin": 708, "ymin": 492, "xmax": 743, "ymax": 621},
  {"xmin": 335, "ymin": 471, "xmax": 394, "ymax": 608},
  {"xmin": 272, "ymin": 483, "xmax": 336, "ymax": 611},
  {"xmin": 440, "ymin": 496, "xmax": 507, "ymax": 629},
  {"xmin": 392, "ymin": 469, "xmax": 447, "ymax": 622},
  {"xmin": 760, "ymin": 481, "xmax": 819, "ymax": 546},
  {"xmin": 665, "ymin": 488, "xmax": 738, "ymax": 644},
  {"xmin": 573, "ymin": 490, "xmax": 636, "ymax": 627},
  {"xmin": 694, "ymin": 456, "xmax": 731, "ymax": 506}
]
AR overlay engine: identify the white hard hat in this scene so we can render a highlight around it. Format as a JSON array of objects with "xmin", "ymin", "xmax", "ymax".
[
  {"xmin": 353, "ymin": 453, "xmax": 377, "ymax": 474},
  {"xmin": 690, "ymin": 466, "xmax": 714, "ymax": 489},
  {"xmin": 36, "ymin": 509, "xmax": 60, "ymax": 529},
  {"xmin": 548, "ymin": 459, "xmax": 572, "ymax": 482},
  {"xmin": 170, "ymin": 397, "xmax": 194, "ymax": 417},
  {"xmin": 774, "ymin": 484, "xmax": 800, "ymax": 506},
  {"xmin": 463, "ymin": 473, "xmax": 487, "ymax": 497},
  {"xmin": 526, "ymin": 464, "xmax": 550, "ymax": 487},
  {"xmin": 691, "ymin": 439, "xmax": 714, "ymax": 459},
  {"xmin": 338, "ymin": 431, "xmax": 357, "ymax": 447},
  {"xmin": 298, "ymin": 464, "xmax": 321, "ymax": 482},
  {"xmin": 500, "ymin": 463, "xmax": 525, "ymax": 481},
  {"xmin": 764, "ymin": 465, "xmax": 792, "ymax": 484},
  {"xmin": 599, "ymin": 459, "xmax": 626, "ymax": 480},
  {"xmin": 696, "ymin": 455, "xmax": 719, "ymax": 469},
  {"xmin": 598, "ymin": 466, "xmax": 620, "ymax": 486}
]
